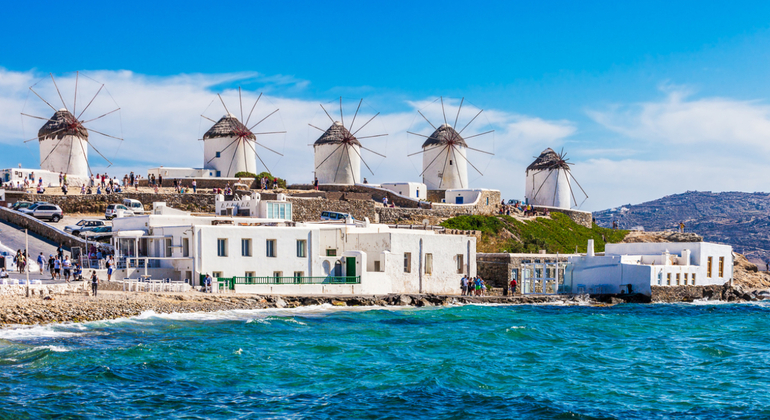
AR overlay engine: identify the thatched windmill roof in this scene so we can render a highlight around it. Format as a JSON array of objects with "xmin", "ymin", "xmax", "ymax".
[
  {"xmin": 422, "ymin": 123, "xmax": 467, "ymax": 148},
  {"xmin": 314, "ymin": 121, "xmax": 361, "ymax": 147},
  {"xmin": 527, "ymin": 148, "xmax": 570, "ymax": 171},
  {"xmin": 38, "ymin": 109, "xmax": 88, "ymax": 141},
  {"xmin": 203, "ymin": 114, "xmax": 256, "ymax": 140}
]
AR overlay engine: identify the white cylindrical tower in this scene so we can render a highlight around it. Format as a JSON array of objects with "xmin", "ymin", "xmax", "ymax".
[
  {"xmin": 525, "ymin": 148, "xmax": 572, "ymax": 209},
  {"xmin": 421, "ymin": 123, "xmax": 468, "ymax": 190},
  {"xmin": 38, "ymin": 109, "xmax": 89, "ymax": 184},
  {"xmin": 314, "ymin": 121, "xmax": 361, "ymax": 184},
  {"xmin": 203, "ymin": 114, "xmax": 257, "ymax": 177}
]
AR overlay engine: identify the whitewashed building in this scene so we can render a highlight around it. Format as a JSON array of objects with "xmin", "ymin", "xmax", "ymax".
[
  {"xmin": 314, "ymin": 121, "xmax": 361, "ymax": 185},
  {"xmin": 380, "ymin": 182, "xmax": 427, "ymax": 200},
  {"xmin": 214, "ymin": 192, "xmax": 292, "ymax": 219},
  {"xmin": 37, "ymin": 109, "xmax": 90, "ymax": 185},
  {"xmin": 565, "ymin": 240, "xmax": 734, "ymax": 296},
  {"xmin": 525, "ymin": 148, "xmax": 572, "ymax": 209},
  {"xmin": 421, "ymin": 124, "xmax": 468, "ymax": 190},
  {"xmin": 110, "ymin": 202, "xmax": 475, "ymax": 295},
  {"xmin": 203, "ymin": 114, "xmax": 258, "ymax": 178}
]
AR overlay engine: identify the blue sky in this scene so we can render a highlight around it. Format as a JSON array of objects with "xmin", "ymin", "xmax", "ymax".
[{"xmin": 2, "ymin": 1, "xmax": 770, "ymax": 210}]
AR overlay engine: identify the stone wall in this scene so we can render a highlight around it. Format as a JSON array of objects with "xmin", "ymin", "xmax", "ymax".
[
  {"xmin": 0, "ymin": 206, "xmax": 85, "ymax": 250},
  {"xmin": 476, "ymin": 252, "xmax": 571, "ymax": 293},
  {"xmin": 533, "ymin": 206, "xmax": 592, "ymax": 228},
  {"xmin": 6, "ymin": 191, "xmax": 215, "ymax": 214},
  {"xmin": 0, "ymin": 282, "xmax": 88, "ymax": 297}
]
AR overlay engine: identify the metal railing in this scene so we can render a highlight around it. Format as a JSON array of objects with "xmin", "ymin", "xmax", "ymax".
[{"xmin": 220, "ymin": 276, "xmax": 360, "ymax": 289}]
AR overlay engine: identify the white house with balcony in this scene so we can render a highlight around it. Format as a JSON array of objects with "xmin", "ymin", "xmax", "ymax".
[
  {"xmin": 110, "ymin": 202, "xmax": 475, "ymax": 295},
  {"xmin": 565, "ymin": 240, "xmax": 734, "ymax": 296}
]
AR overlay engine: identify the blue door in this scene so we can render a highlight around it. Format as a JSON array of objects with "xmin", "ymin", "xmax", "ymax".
[{"xmin": 455, "ymin": 196, "xmax": 464, "ymax": 204}]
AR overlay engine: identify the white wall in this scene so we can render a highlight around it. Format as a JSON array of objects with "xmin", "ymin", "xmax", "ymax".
[
  {"xmin": 443, "ymin": 189, "xmax": 482, "ymax": 205},
  {"xmin": 525, "ymin": 168, "xmax": 571, "ymax": 209},
  {"xmin": 0, "ymin": 168, "xmax": 65, "ymax": 188},
  {"xmin": 314, "ymin": 143, "xmax": 360, "ymax": 184},
  {"xmin": 39, "ymin": 135, "xmax": 89, "ymax": 182},
  {"xmin": 203, "ymin": 135, "xmax": 256, "ymax": 177},
  {"xmin": 147, "ymin": 167, "xmax": 217, "ymax": 178},
  {"xmin": 566, "ymin": 255, "xmax": 654, "ymax": 296},
  {"xmin": 380, "ymin": 183, "xmax": 428, "ymax": 200},
  {"xmin": 422, "ymin": 145, "xmax": 468, "ymax": 190}
]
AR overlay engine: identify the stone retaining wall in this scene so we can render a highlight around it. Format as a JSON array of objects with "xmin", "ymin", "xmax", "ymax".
[
  {"xmin": 0, "ymin": 206, "xmax": 85, "ymax": 250},
  {"xmin": 532, "ymin": 205, "xmax": 592, "ymax": 228},
  {"xmin": 5, "ymin": 191, "xmax": 215, "ymax": 214},
  {"xmin": 0, "ymin": 282, "xmax": 87, "ymax": 297}
]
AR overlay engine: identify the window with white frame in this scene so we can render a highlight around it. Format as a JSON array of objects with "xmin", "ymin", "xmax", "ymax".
[
  {"xmin": 242, "ymin": 239, "xmax": 252, "ymax": 257},
  {"xmin": 404, "ymin": 252, "xmax": 411, "ymax": 273},
  {"xmin": 266, "ymin": 239, "xmax": 276, "ymax": 257},
  {"xmin": 425, "ymin": 253, "xmax": 433, "ymax": 275},
  {"xmin": 296, "ymin": 240, "xmax": 307, "ymax": 258},
  {"xmin": 266, "ymin": 202, "xmax": 292, "ymax": 220},
  {"xmin": 217, "ymin": 239, "xmax": 227, "ymax": 257},
  {"xmin": 182, "ymin": 238, "xmax": 190, "ymax": 257},
  {"xmin": 165, "ymin": 238, "xmax": 173, "ymax": 257},
  {"xmin": 456, "ymin": 254, "xmax": 464, "ymax": 274}
]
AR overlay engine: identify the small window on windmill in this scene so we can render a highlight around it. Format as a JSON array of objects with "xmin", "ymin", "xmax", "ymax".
[
  {"xmin": 449, "ymin": 160, "xmax": 453, "ymax": 165},
  {"xmin": 216, "ymin": 152, "xmax": 221, "ymax": 158}
]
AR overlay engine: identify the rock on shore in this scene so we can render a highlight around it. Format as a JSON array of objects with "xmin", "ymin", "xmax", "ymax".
[{"xmin": 0, "ymin": 291, "xmax": 585, "ymax": 326}]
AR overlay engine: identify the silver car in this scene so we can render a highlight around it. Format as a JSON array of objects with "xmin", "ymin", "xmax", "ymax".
[
  {"xmin": 64, "ymin": 219, "xmax": 107, "ymax": 236},
  {"xmin": 105, "ymin": 204, "xmax": 134, "ymax": 220},
  {"xmin": 22, "ymin": 203, "xmax": 63, "ymax": 222}
]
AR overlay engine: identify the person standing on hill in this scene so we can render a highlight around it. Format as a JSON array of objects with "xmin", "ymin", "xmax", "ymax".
[
  {"xmin": 314, "ymin": 177, "xmax": 319, "ymax": 190},
  {"xmin": 192, "ymin": 180, "xmax": 197, "ymax": 193},
  {"xmin": 679, "ymin": 222, "xmax": 685, "ymax": 233}
]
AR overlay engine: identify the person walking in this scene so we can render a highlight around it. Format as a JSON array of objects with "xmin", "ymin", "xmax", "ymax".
[
  {"xmin": 510, "ymin": 278, "xmax": 518, "ymax": 294},
  {"xmin": 37, "ymin": 252, "xmax": 45, "ymax": 275},
  {"xmin": 62, "ymin": 256, "xmax": 72, "ymax": 283},
  {"xmin": 192, "ymin": 180, "xmax": 197, "ymax": 193},
  {"xmin": 90, "ymin": 271, "xmax": 99, "ymax": 297},
  {"xmin": 48, "ymin": 254, "xmax": 55, "ymax": 279},
  {"xmin": 53, "ymin": 257, "xmax": 61, "ymax": 281}
]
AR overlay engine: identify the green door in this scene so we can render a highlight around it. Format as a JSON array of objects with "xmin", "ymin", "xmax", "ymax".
[{"xmin": 346, "ymin": 257, "xmax": 356, "ymax": 278}]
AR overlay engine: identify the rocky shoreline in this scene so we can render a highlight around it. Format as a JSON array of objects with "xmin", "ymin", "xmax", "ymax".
[
  {"xmin": 0, "ymin": 289, "xmax": 588, "ymax": 326},
  {"xmin": 0, "ymin": 283, "xmax": 766, "ymax": 327}
]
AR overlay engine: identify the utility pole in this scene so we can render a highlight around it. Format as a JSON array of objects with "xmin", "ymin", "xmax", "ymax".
[{"xmin": 25, "ymin": 229, "xmax": 30, "ymax": 298}]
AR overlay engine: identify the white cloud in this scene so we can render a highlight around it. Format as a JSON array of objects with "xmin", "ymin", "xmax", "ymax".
[
  {"xmin": 0, "ymin": 68, "xmax": 576, "ymax": 202},
  {"xmin": 588, "ymin": 89, "xmax": 770, "ymax": 151}
]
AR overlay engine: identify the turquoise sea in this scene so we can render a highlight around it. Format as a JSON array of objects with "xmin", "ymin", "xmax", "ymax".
[{"xmin": 1, "ymin": 303, "xmax": 769, "ymax": 419}]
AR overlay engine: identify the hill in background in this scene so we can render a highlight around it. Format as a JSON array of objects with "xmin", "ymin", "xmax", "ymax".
[{"xmin": 593, "ymin": 191, "xmax": 770, "ymax": 266}]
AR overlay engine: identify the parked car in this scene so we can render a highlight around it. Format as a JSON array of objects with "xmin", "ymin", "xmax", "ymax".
[
  {"xmin": 80, "ymin": 226, "xmax": 113, "ymax": 237},
  {"xmin": 123, "ymin": 198, "xmax": 145, "ymax": 215},
  {"xmin": 23, "ymin": 203, "xmax": 63, "ymax": 222},
  {"xmin": 10, "ymin": 201, "xmax": 33, "ymax": 211},
  {"xmin": 105, "ymin": 204, "xmax": 134, "ymax": 220},
  {"xmin": 64, "ymin": 219, "xmax": 107, "ymax": 236}
]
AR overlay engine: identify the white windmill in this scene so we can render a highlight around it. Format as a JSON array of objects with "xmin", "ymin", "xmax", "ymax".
[
  {"xmin": 21, "ymin": 72, "xmax": 122, "ymax": 185},
  {"xmin": 309, "ymin": 98, "xmax": 387, "ymax": 185},
  {"xmin": 201, "ymin": 88, "xmax": 285, "ymax": 178},
  {"xmin": 525, "ymin": 148, "xmax": 588, "ymax": 209},
  {"xmin": 407, "ymin": 97, "xmax": 494, "ymax": 190}
]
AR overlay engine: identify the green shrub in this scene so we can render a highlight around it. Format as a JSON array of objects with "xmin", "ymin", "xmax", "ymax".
[{"xmin": 441, "ymin": 213, "xmax": 628, "ymax": 254}]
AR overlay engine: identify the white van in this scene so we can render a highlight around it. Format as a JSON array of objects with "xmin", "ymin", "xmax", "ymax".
[
  {"xmin": 122, "ymin": 198, "xmax": 145, "ymax": 215},
  {"xmin": 320, "ymin": 211, "xmax": 352, "ymax": 221}
]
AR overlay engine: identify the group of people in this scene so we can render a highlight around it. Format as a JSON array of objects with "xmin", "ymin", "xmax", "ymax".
[
  {"xmin": 259, "ymin": 177, "xmax": 279, "ymax": 190},
  {"xmin": 460, "ymin": 275, "xmax": 488, "ymax": 296}
]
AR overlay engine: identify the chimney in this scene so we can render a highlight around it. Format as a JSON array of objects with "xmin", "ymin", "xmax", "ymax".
[{"xmin": 587, "ymin": 239, "xmax": 595, "ymax": 257}]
